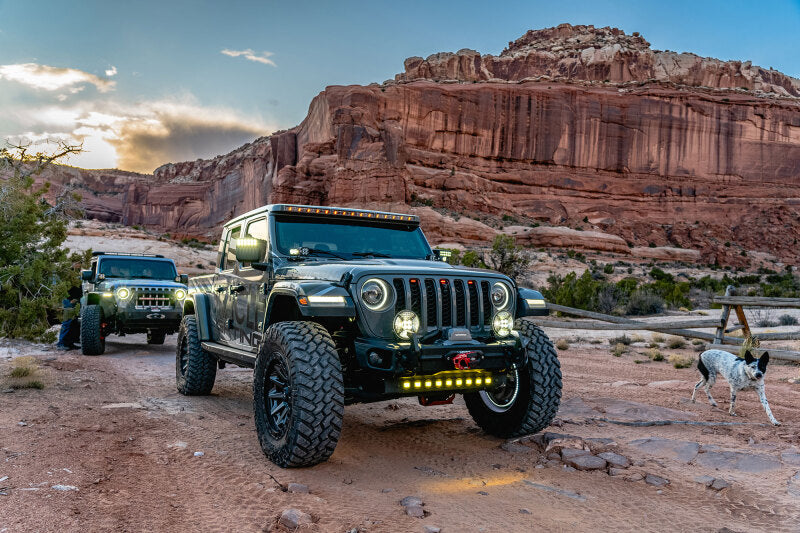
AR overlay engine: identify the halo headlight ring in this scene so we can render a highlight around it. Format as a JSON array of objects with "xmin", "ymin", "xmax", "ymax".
[
  {"xmin": 174, "ymin": 289, "xmax": 187, "ymax": 300},
  {"xmin": 116, "ymin": 287, "xmax": 131, "ymax": 300},
  {"xmin": 491, "ymin": 282, "xmax": 511, "ymax": 310},
  {"xmin": 361, "ymin": 278, "xmax": 393, "ymax": 311}
]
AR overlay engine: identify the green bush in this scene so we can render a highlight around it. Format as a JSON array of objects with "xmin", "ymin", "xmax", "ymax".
[
  {"xmin": 486, "ymin": 235, "xmax": 530, "ymax": 280},
  {"xmin": 0, "ymin": 142, "xmax": 88, "ymax": 340},
  {"xmin": 779, "ymin": 314, "xmax": 798, "ymax": 326},
  {"xmin": 625, "ymin": 290, "xmax": 664, "ymax": 316}
]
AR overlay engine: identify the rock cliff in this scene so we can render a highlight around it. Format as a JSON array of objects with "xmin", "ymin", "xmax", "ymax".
[{"xmin": 26, "ymin": 24, "xmax": 800, "ymax": 266}]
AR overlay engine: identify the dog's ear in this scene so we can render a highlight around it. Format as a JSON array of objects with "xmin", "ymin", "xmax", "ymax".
[
  {"xmin": 758, "ymin": 352, "xmax": 770, "ymax": 373},
  {"xmin": 744, "ymin": 350, "xmax": 755, "ymax": 364}
]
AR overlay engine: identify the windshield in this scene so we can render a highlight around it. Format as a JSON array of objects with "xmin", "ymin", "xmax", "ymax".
[
  {"xmin": 274, "ymin": 218, "xmax": 431, "ymax": 259},
  {"xmin": 98, "ymin": 258, "xmax": 177, "ymax": 280}
]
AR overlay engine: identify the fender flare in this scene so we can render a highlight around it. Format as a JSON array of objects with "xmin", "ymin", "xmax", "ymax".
[
  {"xmin": 516, "ymin": 287, "xmax": 549, "ymax": 318},
  {"xmin": 266, "ymin": 281, "xmax": 356, "ymax": 324},
  {"xmin": 188, "ymin": 293, "xmax": 214, "ymax": 341}
]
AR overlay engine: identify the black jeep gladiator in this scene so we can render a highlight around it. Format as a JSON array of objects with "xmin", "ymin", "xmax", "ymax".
[{"xmin": 177, "ymin": 205, "xmax": 560, "ymax": 467}]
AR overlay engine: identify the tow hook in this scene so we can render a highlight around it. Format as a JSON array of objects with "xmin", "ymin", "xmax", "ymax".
[{"xmin": 418, "ymin": 394, "xmax": 455, "ymax": 406}]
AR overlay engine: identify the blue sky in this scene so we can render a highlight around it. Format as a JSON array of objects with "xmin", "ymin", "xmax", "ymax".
[{"xmin": 1, "ymin": 0, "xmax": 799, "ymax": 171}]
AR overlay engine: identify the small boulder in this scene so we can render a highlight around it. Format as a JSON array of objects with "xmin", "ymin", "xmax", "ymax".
[
  {"xmin": 598, "ymin": 452, "xmax": 630, "ymax": 468},
  {"xmin": 406, "ymin": 505, "xmax": 425, "ymax": 518},
  {"xmin": 287, "ymin": 482, "xmax": 309, "ymax": 494},
  {"xmin": 608, "ymin": 467, "xmax": 627, "ymax": 476},
  {"xmin": 401, "ymin": 496, "xmax": 423, "ymax": 507},
  {"xmin": 625, "ymin": 473, "xmax": 644, "ymax": 482},
  {"xmin": 560, "ymin": 448, "xmax": 590, "ymax": 461},
  {"xmin": 565, "ymin": 455, "xmax": 607, "ymax": 471},
  {"xmin": 423, "ymin": 526, "xmax": 441, "ymax": 533},
  {"xmin": 519, "ymin": 509, "xmax": 531, "ymax": 514},
  {"xmin": 501, "ymin": 441, "xmax": 532, "ymax": 453},
  {"xmin": 710, "ymin": 478, "xmax": 731, "ymax": 491},
  {"xmin": 693, "ymin": 475, "xmax": 715, "ymax": 487},
  {"xmin": 279, "ymin": 508, "xmax": 312, "ymax": 529},
  {"xmin": 645, "ymin": 474, "xmax": 669, "ymax": 487}
]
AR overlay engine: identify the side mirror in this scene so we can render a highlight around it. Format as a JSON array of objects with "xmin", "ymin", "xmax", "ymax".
[
  {"xmin": 235, "ymin": 237, "xmax": 267, "ymax": 263},
  {"xmin": 81, "ymin": 270, "xmax": 93, "ymax": 281},
  {"xmin": 178, "ymin": 274, "xmax": 189, "ymax": 284}
]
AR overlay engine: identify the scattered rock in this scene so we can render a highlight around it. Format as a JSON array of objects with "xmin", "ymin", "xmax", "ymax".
[
  {"xmin": 565, "ymin": 454, "xmax": 607, "ymax": 471},
  {"xmin": 401, "ymin": 496, "xmax": 423, "ymax": 507},
  {"xmin": 17, "ymin": 421, "xmax": 27, "ymax": 427},
  {"xmin": 598, "ymin": 452, "xmax": 630, "ymax": 468},
  {"xmin": 562, "ymin": 465, "xmax": 576, "ymax": 472},
  {"xmin": 423, "ymin": 526, "xmax": 441, "ymax": 533},
  {"xmin": 710, "ymin": 478, "xmax": 731, "ymax": 491},
  {"xmin": 381, "ymin": 488, "xmax": 393, "ymax": 493},
  {"xmin": 522, "ymin": 480, "xmax": 586, "ymax": 502},
  {"xmin": 787, "ymin": 471, "xmax": 800, "ymax": 498},
  {"xmin": 501, "ymin": 441, "xmax": 532, "ymax": 453},
  {"xmin": 624, "ymin": 473, "xmax": 644, "ymax": 482},
  {"xmin": 608, "ymin": 467, "xmax": 627, "ymax": 476},
  {"xmin": 167, "ymin": 441, "xmax": 187, "ymax": 449},
  {"xmin": 695, "ymin": 450, "xmax": 782, "ymax": 473},
  {"xmin": 405, "ymin": 505, "xmax": 425, "ymax": 518},
  {"xmin": 546, "ymin": 452, "xmax": 560, "ymax": 461},
  {"xmin": 2, "ymin": 388, "xmax": 13, "ymax": 393},
  {"xmin": 193, "ymin": 451, "xmax": 204, "ymax": 457},
  {"xmin": 100, "ymin": 402, "xmax": 144, "ymax": 409},
  {"xmin": 645, "ymin": 474, "xmax": 669, "ymax": 487},
  {"xmin": 693, "ymin": 475, "xmax": 715, "ymax": 487},
  {"xmin": 519, "ymin": 508, "xmax": 531, "ymax": 514},
  {"xmin": 287, "ymin": 483, "xmax": 309, "ymax": 494},
  {"xmin": 51, "ymin": 484, "xmax": 78, "ymax": 491},
  {"xmin": 279, "ymin": 508, "xmax": 312, "ymax": 529},
  {"xmin": 477, "ymin": 491, "xmax": 488, "ymax": 496},
  {"xmin": 546, "ymin": 460, "xmax": 561, "ymax": 467},
  {"xmin": 560, "ymin": 448, "xmax": 590, "ymax": 461}
]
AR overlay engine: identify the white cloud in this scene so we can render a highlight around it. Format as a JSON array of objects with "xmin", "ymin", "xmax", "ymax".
[
  {"xmin": 11, "ymin": 97, "xmax": 274, "ymax": 172},
  {"xmin": 0, "ymin": 63, "xmax": 115, "ymax": 92},
  {"xmin": 221, "ymin": 48, "xmax": 276, "ymax": 67},
  {"xmin": 105, "ymin": 66, "xmax": 117, "ymax": 77}
]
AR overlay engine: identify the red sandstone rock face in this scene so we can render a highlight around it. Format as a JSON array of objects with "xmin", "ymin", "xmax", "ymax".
[{"xmin": 17, "ymin": 25, "xmax": 800, "ymax": 267}]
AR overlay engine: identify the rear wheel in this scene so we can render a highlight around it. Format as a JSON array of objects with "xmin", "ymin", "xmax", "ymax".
[
  {"xmin": 80, "ymin": 304, "xmax": 105, "ymax": 356},
  {"xmin": 175, "ymin": 315, "xmax": 217, "ymax": 395},
  {"xmin": 464, "ymin": 320, "xmax": 561, "ymax": 437},
  {"xmin": 253, "ymin": 321, "xmax": 344, "ymax": 468},
  {"xmin": 147, "ymin": 329, "xmax": 167, "ymax": 345}
]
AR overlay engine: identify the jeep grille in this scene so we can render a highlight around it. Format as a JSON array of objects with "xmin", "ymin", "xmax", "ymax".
[
  {"xmin": 133, "ymin": 287, "xmax": 175, "ymax": 308},
  {"xmin": 391, "ymin": 276, "xmax": 496, "ymax": 332}
]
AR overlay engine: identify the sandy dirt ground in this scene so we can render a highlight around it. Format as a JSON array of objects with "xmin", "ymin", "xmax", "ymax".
[{"xmin": 1, "ymin": 332, "xmax": 800, "ymax": 533}]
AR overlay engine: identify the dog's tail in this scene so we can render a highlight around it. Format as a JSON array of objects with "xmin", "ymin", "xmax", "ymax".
[{"xmin": 697, "ymin": 355, "xmax": 709, "ymax": 380}]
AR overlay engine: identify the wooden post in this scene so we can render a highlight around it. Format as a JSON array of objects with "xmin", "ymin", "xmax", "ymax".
[
  {"xmin": 714, "ymin": 285, "xmax": 735, "ymax": 345},
  {"xmin": 733, "ymin": 305, "xmax": 751, "ymax": 338}
]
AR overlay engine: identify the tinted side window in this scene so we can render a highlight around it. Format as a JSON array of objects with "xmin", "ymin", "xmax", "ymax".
[
  {"xmin": 240, "ymin": 217, "xmax": 268, "ymax": 268},
  {"xmin": 223, "ymin": 226, "xmax": 241, "ymax": 271},
  {"xmin": 217, "ymin": 229, "xmax": 228, "ymax": 270}
]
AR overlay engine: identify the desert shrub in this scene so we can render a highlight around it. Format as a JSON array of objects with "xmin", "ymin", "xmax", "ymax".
[
  {"xmin": 0, "ymin": 142, "xmax": 89, "ymax": 340},
  {"xmin": 749, "ymin": 308, "xmax": 778, "ymax": 328},
  {"xmin": 612, "ymin": 343, "xmax": 626, "ymax": 357},
  {"xmin": 651, "ymin": 333, "xmax": 665, "ymax": 343},
  {"xmin": 631, "ymin": 334, "xmax": 646, "ymax": 343},
  {"xmin": 486, "ymin": 235, "xmax": 530, "ymax": 280},
  {"xmin": 609, "ymin": 334, "xmax": 632, "ymax": 345},
  {"xmin": 666, "ymin": 337, "xmax": 686, "ymax": 349},
  {"xmin": 668, "ymin": 354, "xmax": 694, "ymax": 368},
  {"xmin": 5, "ymin": 356, "xmax": 45, "ymax": 389},
  {"xmin": 625, "ymin": 290, "xmax": 664, "ymax": 316},
  {"xmin": 460, "ymin": 250, "xmax": 486, "ymax": 269},
  {"xmin": 555, "ymin": 338, "xmax": 570, "ymax": 351},
  {"xmin": 779, "ymin": 314, "xmax": 798, "ymax": 326},
  {"xmin": 647, "ymin": 348, "xmax": 664, "ymax": 361},
  {"xmin": 691, "ymin": 339, "xmax": 705, "ymax": 345},
  {"xmin": 603, "ymin": 263, "xmax": 614, "ymax": 274}
]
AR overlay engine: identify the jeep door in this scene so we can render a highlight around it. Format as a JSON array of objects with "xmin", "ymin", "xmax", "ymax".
[
  {"xmin": 227, "ymin": 216, "xmax": 269, "ymax": 350},
  {"xmin": 215, "ymin": 225, "xmax": 241, "ymax": 344}
]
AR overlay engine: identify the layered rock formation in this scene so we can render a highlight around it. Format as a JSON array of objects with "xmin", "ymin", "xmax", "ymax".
[{"xmin": 24, "ymin": 24, "xmax": 800, "ymax": 266}]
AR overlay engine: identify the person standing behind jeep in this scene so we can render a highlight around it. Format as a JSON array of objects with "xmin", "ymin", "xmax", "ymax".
[{"xmin": 56, "ymin": 285, "xmax": 81, "ymax": 350}]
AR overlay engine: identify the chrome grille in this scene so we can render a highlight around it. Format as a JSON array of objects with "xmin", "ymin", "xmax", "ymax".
[
  {"xmin": 134, "ymin": 287, "xmax": 175, "ymax": 309},
  {"xmin": 391, "ymin": 276, "xmax": 497, "ymax": 332}
]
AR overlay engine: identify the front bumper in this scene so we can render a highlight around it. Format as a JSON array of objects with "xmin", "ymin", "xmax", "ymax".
[
  {"xmin": 114, "ymin": 307, "xmax": 183, "ymax": 332},
  {"xmin": 354, "ymin": 334, "xmax": 524, "ymax": 375}
]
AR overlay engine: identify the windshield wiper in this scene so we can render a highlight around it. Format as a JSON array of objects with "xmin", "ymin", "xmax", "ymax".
[
  {"xmin": 352, "ymin": 251, "xmax": 392, "ymax": 258},
  {"xmin": 305, "ymin": 248, "xmax": 348, "ymax": 260}
]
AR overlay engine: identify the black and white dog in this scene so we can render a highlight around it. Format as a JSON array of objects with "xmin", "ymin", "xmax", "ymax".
[{"xmin": 691, "ymin": 349, "xmax": 780, "ymax": 426}]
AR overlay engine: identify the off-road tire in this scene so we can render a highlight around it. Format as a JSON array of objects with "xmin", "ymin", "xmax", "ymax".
[
  {"xmin": 464, "ymin": 319, "xmax": 561, "ymax": 437},
  {"xmin": 175, "ymin": 315, "xmax": 217, "ymax": 395},
  {"xmin": 253, "ymin": 321, "xmax": 344, "ymax": 468},
  {"xmin": 147, "ymin": 329, "xmax": 167, "ymax": 345},
  {"xmin": 80, "ymin": 304, "xmax": 105, "ymax": 356}
]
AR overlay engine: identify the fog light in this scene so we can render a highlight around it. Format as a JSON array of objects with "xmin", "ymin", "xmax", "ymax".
[
  {"xmin": 174, "ymin": 289, "xmax": 187, "ymax": 300},
  {"xmin": 492, "ymin": 311, "xmax": 513, "ymax": 338},
  {"xmin": 116, "ymin": 288, "xmax": 131, "ymax": 300},
  {"xmin": 393, "ymin": 310, "xmax": 420, "ymax": 340}
]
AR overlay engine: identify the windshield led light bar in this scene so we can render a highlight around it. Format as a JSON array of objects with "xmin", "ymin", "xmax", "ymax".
[
  {"xmin": 281, "ymin": 205, "xmax": 418, "ymax": 222},
  {"xmin": 397, "ymin": 370, "xmax": 495, "ymax": 393}
]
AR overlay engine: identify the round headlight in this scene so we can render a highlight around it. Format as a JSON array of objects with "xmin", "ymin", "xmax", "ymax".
[
  {"xmin": 492, "ymin": 311, "xmax": 514, "ymax": 338},
  {"xmin": 393, "ymin": 310, "xmax": 421, "ymax": 340},
  {"xmin": 491, "ymin": 282, "xmax": 510, "ymax": 309},
  {"xmin": 361, "ymin": 278, "xmax": 392, "ymax": 311},
  {"xmin": 175, "ymin": 289, "xmax": 187, "ymax": 300},
  {"xmin": 116, "ymin": 288, "xmax": 130, "ymax": 300}
]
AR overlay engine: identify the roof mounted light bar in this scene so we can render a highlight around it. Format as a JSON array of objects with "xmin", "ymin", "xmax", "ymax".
[
  {"xmin": 274, "ymin": 204, "xmax": 419, "ymax": 223},
  {"xmin": 92, "ymin": 252, "xmax": 165, "ymax": 258}
]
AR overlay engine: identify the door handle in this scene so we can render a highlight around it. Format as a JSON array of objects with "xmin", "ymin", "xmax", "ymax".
[
  {"xmin": 215, "ymin": 286, "xmax": 226, "ymax": 293},
  {"xmin": 230, "ymin": 284, "xmax": 246, "ymax": 294}
]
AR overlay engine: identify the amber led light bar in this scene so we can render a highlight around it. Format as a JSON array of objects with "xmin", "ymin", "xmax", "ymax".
[
  {"xmin": 279, "ymin": 205, "xmax": 418, "ymax": 222},
  {"xmin": 398, "ymin": 370, "xmax": 495, "ymax": 392}
]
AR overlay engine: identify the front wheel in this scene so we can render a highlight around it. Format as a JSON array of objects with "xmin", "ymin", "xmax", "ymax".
[
  {"xmin": 175, "ymin": 315, "xmax": 217, "ymax": 395},
  {"xmin": 80, "ymin": 304, "xmax": 105, "ymax": 356},
  {"xmin": 253, "ymin": 321, "xmax": 344, "ymax": 468},
  {"xmin": 464, "ymin": 320, "xmax": 561, "ymax": 437}
]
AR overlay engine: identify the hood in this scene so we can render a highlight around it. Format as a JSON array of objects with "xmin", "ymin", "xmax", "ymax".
[
  {"xmin": 99, "ymin": 279, "xmax": 187, "ymax": 290},
  {"xmin": 273, "ymin": 258, "xmax": 511, "ymax": 284}
]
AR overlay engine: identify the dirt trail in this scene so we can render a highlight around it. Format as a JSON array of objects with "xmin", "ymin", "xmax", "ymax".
[{"xmin": 1, "ymin": 335, "xmax": 799, "ymax": 532}]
